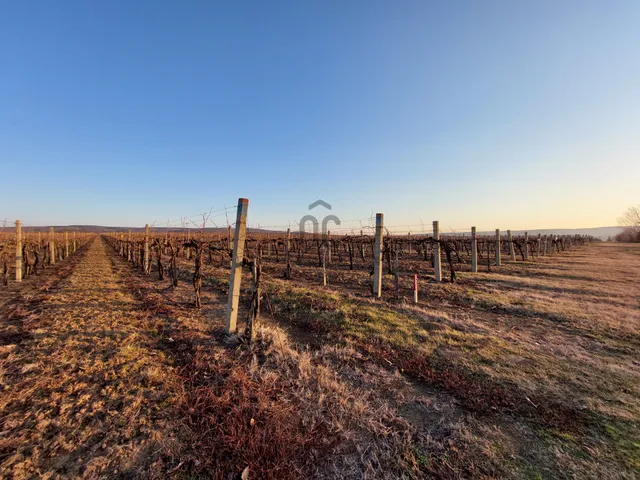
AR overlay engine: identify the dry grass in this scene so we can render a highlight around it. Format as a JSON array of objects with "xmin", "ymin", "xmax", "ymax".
[
  {"xmin": 171, "ymin": 327, "xmax": 426, "ymax": 478},
  {"xmin": 248, "ymin": 243, "xmax": 640, "ymax": 478}
]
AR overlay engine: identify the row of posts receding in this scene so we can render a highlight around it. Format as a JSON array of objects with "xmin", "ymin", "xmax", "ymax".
[
  {"xmin": 223, "ymin": 204, "xmax": 586, "ymax": 332},
  {"xmin": 353, "ymin": 213, "xmax": 583, "ymax": 301},
  {"xmin": 12, "ymin": 221, "xmax": 81, "ymax": 282},
  {"xmin": 108, "ymin": 199, "xmax": 250, "ymax": 336},
  {"xmin": 46, "ymin": 200, "xmax": 589, "ymax": 337}
]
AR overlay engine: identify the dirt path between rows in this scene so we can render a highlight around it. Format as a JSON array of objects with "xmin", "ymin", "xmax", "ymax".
[{"xmin": 0, "ymin": 237, "xmax": 180, "ymax": 479}]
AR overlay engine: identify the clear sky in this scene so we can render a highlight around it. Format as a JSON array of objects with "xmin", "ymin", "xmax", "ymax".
[{"xmin": 1, "ymin": 1, "xmax": 638, "ymax": 233}]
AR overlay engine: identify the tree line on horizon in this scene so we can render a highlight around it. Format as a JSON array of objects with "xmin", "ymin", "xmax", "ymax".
[{"xmin": 615, "ymin": 205, "xmax": 640, "ymax": 242}]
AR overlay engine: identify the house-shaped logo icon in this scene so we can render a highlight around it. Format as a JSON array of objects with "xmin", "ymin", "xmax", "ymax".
[
  {"xmin": 308, "ymin": 200, "xmax": 331, "ymax": 211},
  {"xmin": 299, "ymin": 200, "xmax": 340, "ymax": 235}
]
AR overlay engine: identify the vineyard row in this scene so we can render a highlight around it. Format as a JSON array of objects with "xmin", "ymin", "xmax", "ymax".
[{"xmin": 92, "ymin": 198, "xmax": 596, "ymax": 336}]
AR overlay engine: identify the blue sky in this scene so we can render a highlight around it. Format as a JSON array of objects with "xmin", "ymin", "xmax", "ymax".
[{"xmin": 1, "ymin": 1, "xmax": 638, "ymax": 233}]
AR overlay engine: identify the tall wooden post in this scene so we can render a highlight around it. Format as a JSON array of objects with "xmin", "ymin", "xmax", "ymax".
[
  {"xmin": 285, "ymin": 228, "xmax": 291, "ymax": 279},
  {"xmin": 495, "ymin": 229, "xmax": 501, "ymax": 266},
  {"xmin": 548, "ymin": 234, "xmax": 552, "ymax": 255},
  {"xmin": 73, "ymin": 231, "xmax": 77, "ymax": 252},
  {"xmin": 394, "ymin": 248, "xmax": 399, "ymax": 300},
  {"xmin": 545, "ymin": 235, "xmax": 550, "ymax": 255},
  {"xmin": 227, "ymin": 225, "xmax": 233, "ymax": 268},
  {"xmin": 508, "ymin": 230, "xmax": 516, "ymax": 261},
  {"xmin": 433, "ymin": 221, "xmax": 441, "ymax": 282},
  {"xmin": 65, "ymin": 231, "xmax": 69, "ymax": 258},
  {"xmin": 128, "ymin": 230, "xmax": 132, "ymax": 262},
  {"xmin": 536, "ymin": 234, "xmax": 541, "ymax": 257},
  {"xmin": 15, "ymin": 220, "xmax": 22, "ymax": 282},
  {"xmin": 49, "ymin": 227, "xmax": 55, "ymax": 265},
  {"xmin": 471, "ymin": 226, "xmax": 477, "ymax": 273},
  {"xmin": 322, "ymin": 245, "xmax": 327, "ymax": 285},
  {"xmin": 372, "ymin": 213, "xmax": 384, "ymax": 297},
  {"xmin": 144, "ymin": 224, "xmax": 150, "ymax": 275},
  {"xmin": 524, "ymin": 232, "xmax": 529, "ymax": 260},
  {"xmin": 225, "ymin": 198, "xmax": 249, "ymax": 334}
]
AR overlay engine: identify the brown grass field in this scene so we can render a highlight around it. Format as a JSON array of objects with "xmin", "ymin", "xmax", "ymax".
[{"xmin": 0, "ymin": 238, "xmax": 638, "ymax": 479}]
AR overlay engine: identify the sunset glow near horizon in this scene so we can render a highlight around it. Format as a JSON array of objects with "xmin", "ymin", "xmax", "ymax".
[{"xmin": 1, "ymin": 1, "xmax": 638, "ymax": 232}]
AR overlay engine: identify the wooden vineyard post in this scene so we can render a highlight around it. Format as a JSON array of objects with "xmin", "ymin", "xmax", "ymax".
[
  {"xmin": 546, "ymin": 235, "xmax": 551, "ymax": 255},
  {"xmin": 471, "ymin": 226, "xmax": 478, "ymax": 273},
  {"xmin": 413, "ymin": 275, "xmax": 418, "ymax": 303},
  {"xmin": 495, "ymin": 229, "xmax": 501, "ymax": 266},
  {"xmin": 548, "ymin": 234, "xmax": 552, "ymax": 255},
  {"xmin": 373, "ymin": 213, "xmax": 384, "ymax": 297},
  {"xmin": 408, "ymin": 232, "xmax": 412, "ymax": 254},
  {"xmin": 285, "ymin": 228, "xmax": 291, "ymax": 279},
  {"xmin": 246, "ymin": 259, "xmax": 261, "ymax": 341},
  {"xmin": 144, "ymin": 224, "xmax": 150, "ymax": 275},
  {"xmin": 73, "ymin": 231, "xmax": 77, "ymax": 252},
  {"xmin": 15, "ymin": 220, "xmax": 22, "ymax": 282},
  {"xmin": 227, "ymin": 225, "xmax": 233, "ymax": 268},
  {"xmin": 508, "ymin": 229, "xmax": 516, "ymax": 261},
  {"xmin": 65, "ymin": 231, "xmax": 69, "ymax": 258},
  {"xmin": 536, "ymin": 234, "xmax": 541, "ymax": 257},
  {"xmin": 433, "ymin": 221, "xmax": 442, "ymax": 282},
  {"xmin": 225, "ymin": 198, "xmax": 249, "ymax": 334},
  {"xmin": 524, "ymin": 231, "xmax": 529, "ymax": 260},
  {"xmin": 394, "ymin": 248, "xmax": 399, "ymax": 300},
  {"xmin": 49, "ymin": 227, "xmax": 55, "ymax": 265},
  {"xmin": 322, "ymin": 244, "xmax": 327, "ymax": 286},
  {"xmin": 128, "ymin": 230, "xmax": 132, "ymax": 262}
]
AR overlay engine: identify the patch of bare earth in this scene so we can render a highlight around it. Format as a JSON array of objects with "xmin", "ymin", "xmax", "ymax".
[{"xmin": 0, "ymin": 242, "xmax": 89, "ymax": 351}]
